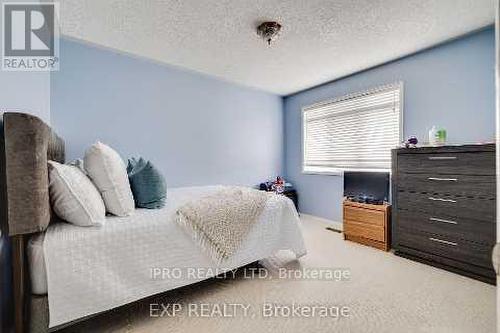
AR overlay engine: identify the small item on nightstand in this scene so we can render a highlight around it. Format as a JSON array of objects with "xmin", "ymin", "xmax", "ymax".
[
  {"xmin": 259, "ymin": 177, "xmax": 286, "ymax": 192},
  {"xmin": 259, "ymin": 182, "xmax": 270, "ymax": 191},
  {"xmin": 258, "ymin": 178, "xmax": 298, "ymax": 210},
  {"xmin": 403, "ymin": 136, "xmax": 418, "ymax": 148},
  {"xmin": 272, "ymin": 176, "xmax": 285, "ymax": 194}
]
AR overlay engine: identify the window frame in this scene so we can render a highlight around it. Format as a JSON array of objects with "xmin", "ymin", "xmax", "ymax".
[{"xmin": 301, "ymin": 82, "xmax": 404, "ymax": 176}]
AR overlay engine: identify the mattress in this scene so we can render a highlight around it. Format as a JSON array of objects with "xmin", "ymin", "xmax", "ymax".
[{"xmin": 36, "ymin": 186, "xmax": 306, "ymax": 328}]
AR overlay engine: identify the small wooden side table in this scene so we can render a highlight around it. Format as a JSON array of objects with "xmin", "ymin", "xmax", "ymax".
[{"xmin": 343, "ymin": 199, "xmax": 390, "ymax": 251}]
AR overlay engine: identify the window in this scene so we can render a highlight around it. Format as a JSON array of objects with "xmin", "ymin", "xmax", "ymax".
[{"xmin": 302, "ymin": 83, "xmax": 402, "ymax": 174}]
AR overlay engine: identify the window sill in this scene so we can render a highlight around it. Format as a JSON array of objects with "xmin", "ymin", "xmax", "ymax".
[
  {"xmin": 302, "ymin": 169, "xmax": 343, "ymax": 176},
  {"xmin": 302, "ymin": 167, "xmax": 391, "ymax": 176}
]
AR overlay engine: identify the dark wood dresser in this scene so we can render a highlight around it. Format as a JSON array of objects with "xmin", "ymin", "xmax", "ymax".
[{"xmin": 392, "ymin": 144, "xmax": 496, "ymax": 283}]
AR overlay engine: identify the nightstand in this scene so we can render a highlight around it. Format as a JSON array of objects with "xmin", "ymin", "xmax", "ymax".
[{"xmin": 283, "ymin": 189, "xmax": 298, "ymax": 211}]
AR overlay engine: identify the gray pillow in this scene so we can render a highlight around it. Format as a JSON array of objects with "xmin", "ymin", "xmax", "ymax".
[{"xmin": 127, "ymin": 158, "xmax": 166, "ymax": 209}]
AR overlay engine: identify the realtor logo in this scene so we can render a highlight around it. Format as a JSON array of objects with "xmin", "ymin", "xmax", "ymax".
[{"xmin": 2, "ymin": 2, "xmax": 59, "ymax": 71}]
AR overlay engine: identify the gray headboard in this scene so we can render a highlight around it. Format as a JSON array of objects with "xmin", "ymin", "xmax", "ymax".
[{"xmin": 0, "ymin": 112, "xmax": 65, "ymax": 236}]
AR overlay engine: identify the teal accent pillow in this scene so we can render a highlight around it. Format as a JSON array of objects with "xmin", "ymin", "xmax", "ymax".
[{"xmin": 127, "ymin": 157, "xmax": 167, "ymax": 209}]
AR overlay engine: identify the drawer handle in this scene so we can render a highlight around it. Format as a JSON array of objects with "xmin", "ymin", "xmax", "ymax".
[
  {"xmin": 428, "ymin": 197, "xmax": 457, "ymax": 203},
  {"xmin": 428, "ymin": 156, "xmax": 457, "ymax": 160},
  {"xmin": 427, "ymin": 177, "xmax": 458, "ymax": 182},
  {"xmin": 429, "ymin": 217, "xmax": 458, "ymax": 225},
  {"xmin": 429, "ymin": 237, "xmax": 458, "ymax": 246}
]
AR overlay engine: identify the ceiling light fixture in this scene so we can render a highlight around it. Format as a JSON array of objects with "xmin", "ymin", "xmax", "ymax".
[{"xmin": 257, "ymin": 21, "xmax": 282, "ymax": 45}]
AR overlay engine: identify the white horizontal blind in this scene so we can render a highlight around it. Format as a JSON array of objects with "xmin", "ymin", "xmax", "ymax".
[{"xmin": 303, "ymin": 83, "xmax": 402, "ymax": 172}]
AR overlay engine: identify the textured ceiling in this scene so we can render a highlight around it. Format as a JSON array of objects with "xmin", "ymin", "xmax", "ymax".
[{"xmin": 55, "ymin": 0, "xmax": 495, "ymax": 95}]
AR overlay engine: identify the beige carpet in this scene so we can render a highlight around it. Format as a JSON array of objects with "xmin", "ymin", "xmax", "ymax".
[{"xmin": 60, "ymin": 215, "xmax": 496, "ymax": 333}]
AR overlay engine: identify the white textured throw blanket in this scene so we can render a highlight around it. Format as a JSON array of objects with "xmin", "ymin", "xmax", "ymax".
[{"xmin": 176, "ymin": 186, "xmax": 268, "ymax": 262}]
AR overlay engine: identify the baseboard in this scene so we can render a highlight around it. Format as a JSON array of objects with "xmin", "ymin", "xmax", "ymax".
[{"xmin": 299, "ymin": 213, "xmax": 343, "ymax": 231}]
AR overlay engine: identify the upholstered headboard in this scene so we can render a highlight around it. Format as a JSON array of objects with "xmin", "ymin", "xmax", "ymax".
[{"xmin": 0, "ymin": 112, "xmax": 65, "ymax": 236}]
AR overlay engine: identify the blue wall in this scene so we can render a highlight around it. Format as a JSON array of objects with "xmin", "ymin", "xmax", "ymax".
[
  {"xmin": 51, "ymin": 39, "xmax": 283, "ymax": 188},
  {"xmin": 0, "ymin": 71, "xmax": 51, "ymax": 124},
  {"xmin": 47, "ymin": 28, "xmax": 498, "ymax": 220},
  {"xmin": 284, "ymin": 27, "xmax": 495, "ymax": 222}
]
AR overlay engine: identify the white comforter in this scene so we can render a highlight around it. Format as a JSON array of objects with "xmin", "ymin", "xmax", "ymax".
[{"xmin": 44, "ymin": 186, "xmax": 306, "ymax": 328}]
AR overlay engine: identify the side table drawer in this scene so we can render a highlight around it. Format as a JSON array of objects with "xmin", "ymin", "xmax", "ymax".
[
  {"xmin": 344, "ymin": 207, "xmax": 385, "ymax": 227},
  {"xmin": 344, "ymin": 220, "xmax": 385, "ymax": 242}
]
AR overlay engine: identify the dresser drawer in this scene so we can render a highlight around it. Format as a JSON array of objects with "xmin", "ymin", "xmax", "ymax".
[
  {"xmin": 344, "ymin": 220, "xmax": 385, "ymax": 242},
  {"xmin": 396, "ymin": 227, "xmax": 494, "ymax": 269},
  {"xmin": 397, "ymin": 173, "xmax": 495, "ymax": 197},
  {"xmin": 398, "ymin": 152, "xmax": 495, "ymax": 175},
  {"xmin": 397, "ymin": 209, "xmax": 495, "ymax": 245},
  {"xmin": 396, "ymin": 191, "xmax": 495, "ymax": 222}
]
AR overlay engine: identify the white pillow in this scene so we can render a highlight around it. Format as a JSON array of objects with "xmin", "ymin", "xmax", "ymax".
[
  {"xmin": 48, "ymin": 161, "xmax": 106, "ymax": 226},
  {"xmin": 84, "ymin": 142, "xmax": 135, "ymax": 216}
]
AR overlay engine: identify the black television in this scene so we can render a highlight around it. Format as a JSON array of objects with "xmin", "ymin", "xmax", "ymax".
[{"xmin": 343, "ymin": 171, "xmax": 390, "ymax": 204}]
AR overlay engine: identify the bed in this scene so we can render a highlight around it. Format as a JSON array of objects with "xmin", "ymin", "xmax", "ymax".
[{"xmin": 0, "ymin": 113, "xmax": 306, "ymax": 332}]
